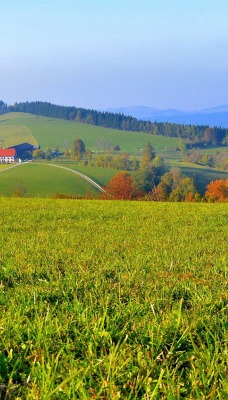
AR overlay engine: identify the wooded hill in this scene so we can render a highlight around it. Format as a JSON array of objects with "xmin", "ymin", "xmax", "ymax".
[{"xmin": 1, "ymin": 100, "xmax": 228, "ymax": 146}]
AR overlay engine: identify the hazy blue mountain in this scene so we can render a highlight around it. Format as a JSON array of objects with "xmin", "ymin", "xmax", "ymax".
[
  {"xmin": 201, "ymin": 105, "xmax": 228, "ymax": 113},
  {"xmin": 108, "ymin": 106, "xmax": 228, "ymax": 128},
  {"xmin": 107, "ymin": 106, "xmax": 187, "ymax": 120}
]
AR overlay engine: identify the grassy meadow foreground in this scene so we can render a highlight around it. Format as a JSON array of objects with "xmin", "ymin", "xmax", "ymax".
[{"xmin": 0, "ymin": 198, "xmax": 227, "ymax": 399}]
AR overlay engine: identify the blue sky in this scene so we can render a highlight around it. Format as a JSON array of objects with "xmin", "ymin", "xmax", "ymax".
[{"xmin": 1, "ymin": 0, "xmax": 228, "ymax": 110}]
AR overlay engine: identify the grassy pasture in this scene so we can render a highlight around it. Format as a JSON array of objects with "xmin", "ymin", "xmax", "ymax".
[
  {"xmin": 54, "ymin": 163, "xmax": 121, "ymax": 186},
  {"xmin": 0, "ymin": 113, "xmax": 179, "ymax": 153},
  {"xmin": 0, "ymin": 198, "xmax": 227, "ymax": 398},
  {"xmin": 0, "ymin": 163, "xmax": 102, "ymax": 197},
  {"xmin": 0, "ymin": 123, "xmax": 37, "ymax": 147}
]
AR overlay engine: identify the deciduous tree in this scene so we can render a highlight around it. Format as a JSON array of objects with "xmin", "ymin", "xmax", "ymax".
[
  {"xmin": 45, "ymin": 148, "xmax": 52, "ymax": 160},
  {"xmin": 178, "ymin": 139, "xmax": 187, "ymax": 157},
  {"xmin": 32, "ymin": 149, "xmax": 45, "ymax": 159},
  {"xmin": 169, "ymin": 177, "xmax": 197, "ymax": 202},
  {"xmin": 142, "ymin": 142, "xmax": 155, "ymax": 165},
  {"xmin": 205, "ymin": 179, "xmax": 228, "ymax": 202},
  {"xmin": 103, "ymin": 172, "xmax": 138, "ymax": 199},
  {"xmin": 133, "ymin": 166, "xmax": 157, "ymax": 194},
  {"xmin": 149, "ymin": 182, "xmax": 168, "ymax": 201},
  {"xmin": 71, "ymin": 138, "xmax": 86, "ymax": 160}
]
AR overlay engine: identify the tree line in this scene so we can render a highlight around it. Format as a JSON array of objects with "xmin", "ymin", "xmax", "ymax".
[
  {"xmin": 183, "ymin": 150, "xmax": 228, "ymax": 170},
  {"xmin": 94, "ymin": 141, "xmax": 202, "ymax": 201},
  {"xmin": 103, "ymin": 171, "xmax": 228, "ymax": 203},
  {"xmin": 1, "ymin": 100, "xmax": 228, "ymax": 146}
]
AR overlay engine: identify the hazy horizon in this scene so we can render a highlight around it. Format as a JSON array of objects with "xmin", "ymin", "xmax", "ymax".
[{"xmin": 2, "ymin": 0, "xmax": 228, "ymax": 111}]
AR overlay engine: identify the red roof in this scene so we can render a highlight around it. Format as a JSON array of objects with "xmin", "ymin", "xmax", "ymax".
[{"xmin": 0, "ymin": 148, "xmax": 16, "ymax": 157}]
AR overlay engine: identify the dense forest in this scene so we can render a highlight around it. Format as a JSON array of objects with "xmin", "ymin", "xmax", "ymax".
[{"xmin": 1, "ymin": 100, "xmax": 228, "ymax": 145}]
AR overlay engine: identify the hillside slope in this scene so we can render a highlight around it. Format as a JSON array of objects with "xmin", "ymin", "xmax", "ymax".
[
  {"xmin": 0, "ymin": 112, "xmax": 179, "ymax": 152},
  {"xmin": 0, "ymin": 163, "xmax": 101, "ymax": 197}
]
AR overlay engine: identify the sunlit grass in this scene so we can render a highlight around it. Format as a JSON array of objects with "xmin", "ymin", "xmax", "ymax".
[
  {"xmin": 0, "ymin": 199, "xmax": 227, "ymax": 398},
  {"xmin": 0, "ymin": 163, "xmax": 101, "ymax": 197},
  {"xmin": 0, "ymin": 163, "xmax": 17, "ymax": 171}
]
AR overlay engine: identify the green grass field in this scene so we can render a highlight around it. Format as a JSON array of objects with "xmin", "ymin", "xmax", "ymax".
[
  {"xmin": 0, "ymin": 112, "xmax": 179, "ymax": 153},
  {"xmin": 0, "ymin": 163, "xmax": 103, "ymax": 197},
  {"xmin": 0, "ymin": 162, "xmax": 121, "ymax": 197},
  {"xmin": 0, "ymin": 198, "xmax": 227, "ymax": 399},
  {"xmin": 54, "ymin": 163, "xmax": 121, "ymax": 186}
]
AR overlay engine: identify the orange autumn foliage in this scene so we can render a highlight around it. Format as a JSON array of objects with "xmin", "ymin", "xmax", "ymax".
[
  {"xmin": 102, "ymin": 172, "xmax": 139, "ymax": 200},
  {"xmin": 205, "ymin": 179, "xmax": 228, "ymax": 202}
]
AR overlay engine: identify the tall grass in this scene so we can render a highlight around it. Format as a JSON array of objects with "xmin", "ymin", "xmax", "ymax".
[{"xmin": 0, "ymin": 199, "xmax": 227, "ymax": 398}]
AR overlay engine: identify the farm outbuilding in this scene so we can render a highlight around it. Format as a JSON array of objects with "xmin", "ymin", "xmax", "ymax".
[
  {"xmin": 9, "ymin": 142, "xmax": 40, "ymax": 159},
  {"xmin": 0, "ymin": 148, "xmax": 16, "ymax": 163}
]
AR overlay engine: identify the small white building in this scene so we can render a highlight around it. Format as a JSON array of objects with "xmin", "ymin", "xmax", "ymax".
[{"xmin": 0, "ymin": 148, "xmax": 16, "ymax": 163}]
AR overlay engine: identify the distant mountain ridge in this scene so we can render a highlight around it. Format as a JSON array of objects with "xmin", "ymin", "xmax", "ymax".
[{"xmin": 108, "ymin": 105, "xmax": 228, "ymax": 128}]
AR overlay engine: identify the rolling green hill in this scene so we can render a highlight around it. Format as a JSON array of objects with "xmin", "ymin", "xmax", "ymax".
[
  {"xmin": 0, "ymin": 112, "xmax": 179, "ymax": 153},
  {"xmin": 0, "ymin": 163, "xmax": 105, "ymax": 197},
  {"xmin": 0, "ymin": 158, "xmax": 123, "ymax": 197}
]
